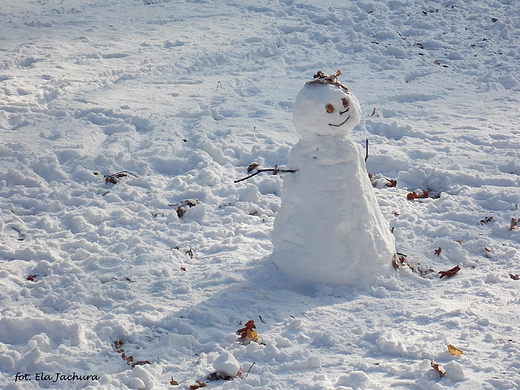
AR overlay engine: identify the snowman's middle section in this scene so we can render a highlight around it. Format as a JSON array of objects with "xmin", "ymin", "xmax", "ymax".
[{"xmin": 272, "ymin": 134, "xmax": 395, "ymax": 286}]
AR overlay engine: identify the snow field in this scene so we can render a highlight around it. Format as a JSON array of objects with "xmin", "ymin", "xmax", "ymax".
[{"xmin": 1, "ymin": 0, "xmax": 520, "ymax": 389}]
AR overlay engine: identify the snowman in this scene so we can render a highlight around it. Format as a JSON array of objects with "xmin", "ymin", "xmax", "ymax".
[{"xmin": 272, "ymin": 71, "xmax": 397, "ymax": 286}]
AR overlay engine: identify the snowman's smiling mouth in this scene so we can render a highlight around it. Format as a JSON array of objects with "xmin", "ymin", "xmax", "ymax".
[
  {"xmin": 329, "ymin": 115, "xmax": 351, "ymax": 127},
  {"xmin": 329, "ymin": 107, "xmax": 350, "ymax": 127}
]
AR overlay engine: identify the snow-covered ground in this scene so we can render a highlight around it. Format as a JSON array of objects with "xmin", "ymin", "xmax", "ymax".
[{"xmin": 1, "ymin": 0, "xmax": 519, "ymax": 389}]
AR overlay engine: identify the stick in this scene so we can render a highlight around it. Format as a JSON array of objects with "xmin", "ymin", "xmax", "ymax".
[
  {"xmin": 365, "ymin": 139, "xmax": 369, "ymax": 162},
  {"xmin": 234, "ymin": 168, "xmax": 298, "ymax": 183},
  {"xmin": 245, "ymin": 362, "xmax": 256, "ymax": 378}
]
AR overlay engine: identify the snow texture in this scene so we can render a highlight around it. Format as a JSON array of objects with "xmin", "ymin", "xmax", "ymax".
[{"xmin": 1, "ymin": 0, "xmax": 520, "ymax": 389}]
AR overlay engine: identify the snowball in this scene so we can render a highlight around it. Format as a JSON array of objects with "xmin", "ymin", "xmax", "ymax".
[
  {"xmin": 445, "ymin": 361, "xmax": 466, "ymax": 381},
  {"xmin": 293, "ymin": 78, "xmax": 361, "ymax": 139},
  {"xmin": 212, "ymin": 351, "xmax": 241, "ymax": 377}
]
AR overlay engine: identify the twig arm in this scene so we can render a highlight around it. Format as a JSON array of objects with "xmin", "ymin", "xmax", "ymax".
[
  {"xmin": 234, "ymin": 170, "xmax": 264, "ymax": 183},
  {"xmin": 234, "ymin": 168, "xmax": 298, "ymax": 183}
]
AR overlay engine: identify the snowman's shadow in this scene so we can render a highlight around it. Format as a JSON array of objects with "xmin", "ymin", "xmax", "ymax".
[
  {"xmin": 158, "ymin": 249, "xmax": 423, "ymax": 369},
  {"xmin": 171, "ymin": 254, "xmax": 369, "ymax": 346}
]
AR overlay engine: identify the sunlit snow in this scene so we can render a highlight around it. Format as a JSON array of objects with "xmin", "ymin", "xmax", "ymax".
[{"xmin": 1, "ymin": 0, "xmax": 519, "ymax": 389}]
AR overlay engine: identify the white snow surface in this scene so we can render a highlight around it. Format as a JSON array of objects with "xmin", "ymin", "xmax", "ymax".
[
  {"xmin": 272, "ymin": 135, "xmax": 396, "ymax": 286},
  {"xmin": 0, "ymin": 0, "xmax": 520, "ymax": 389}
]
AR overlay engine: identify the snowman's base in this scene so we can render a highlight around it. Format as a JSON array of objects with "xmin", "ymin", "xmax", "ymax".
[
  {"xmin": 272, "ymin": 135, "xmax": 397, "ymax": 287},
  {"xmin": 272, "ymin": 251, "xmax": 397, "ymax": 287}
]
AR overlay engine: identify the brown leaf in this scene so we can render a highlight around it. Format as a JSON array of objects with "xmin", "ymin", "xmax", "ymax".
[
  {"xmin": 237, "ymin": 320, "xmax": 256, "ymax": 337},
  {"xmin": 510, "ymin": 274, "xmax": 520, "ymax": 280},
  {"xmin": 170, "ymin": 378, "xmax": 179, "ymax": 386},
  {"xmin": 189, "ymin": 380, "xmax": 207, "ymax": 389},
  {"xmin": 407, "ymin": 190, "xmax": 429, "ymax": 201},
  {"xmin": 247, "ymin": 162, "xmax": 259, "ymax": 173},
  {"xmin": 170, "ymin": 199, "xmax": 200, "ymax": 218},
  {"xmin": 431, "ymin": 361, "xmax": 446, "ymax": 377},
  {"xmin": 510, "ymin": 218, "xmax": 518, "ymax": 231},
  {"xmin": 447, "ymin": 344, "xmax": 464, "ymax": 356},
  {"xmin": 113, "ymin": 340, "xmax": 124, "ymax": 352},
  {"xmin": 386, "ymin": 179, "xmax": 397, "ymax": 187},
  {"xmin": 391, "ymin": 254, "xmax": 400, "ymax": 269},
  {"xmin": 114, "ymin": 341, "xmax": 149, "ymax": 367},
  {"xmin": 434, "ymin": 247, "xmax": 442, "ymax": 256},
  {"xmin": 104, "ymin": 170, "xmax": 138, "ymax": 184},
  {"xmin": 180, "ymin": 267, "xmax": 187, "ymax": 271},
  {"xmin": 439, "ymin": 265, "xmax": 461, "ymax": 279},
  {"xmin": 237, "ymin": 320, "xmax": 259, "ymax": 343}
]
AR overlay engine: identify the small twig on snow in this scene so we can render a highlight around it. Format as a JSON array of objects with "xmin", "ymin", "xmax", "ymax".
[
  {"xmin": 245, "ymin": 362, "xmax": 256, "ymax": 378},
  {"xmin": 365, "ymin": 139, "xmax": 369, "ymax": 162}
]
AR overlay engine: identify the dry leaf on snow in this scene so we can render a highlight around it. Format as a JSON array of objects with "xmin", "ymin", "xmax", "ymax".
[
  {"xmin": 237, "ymin": 320, "xmax": 258, "ymax": 343},
  {"xmin": 447, "ymin": 344, "xmax": 464, "ymax": 356},
  {"xmin": 431, "ymin": 360, "xmax": 446, "ymax": 377},
  {"xmin": 188, "ymin": 380, "xmax": 207, "ymax": 389},
  {"xmin": 439, "ymin": 265, "xmax": 461, "ymax": 279},
  {"xmin": 407, "ymin": 190, "xmax": 429, "ymax": 201}
]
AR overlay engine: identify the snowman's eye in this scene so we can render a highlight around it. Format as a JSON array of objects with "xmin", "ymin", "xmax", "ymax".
[
  {"xmin": 325, "ymin": 104, "xmax": 335, "ymax": 113},
  {"xmin": 342, "ymin": 98, "xmax": 349, "ymax": 108}
]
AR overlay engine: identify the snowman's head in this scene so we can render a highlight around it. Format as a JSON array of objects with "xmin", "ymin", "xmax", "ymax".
[{"xmin": 293, "ymin": 71, "xmax": 362, "ymax": 139}]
